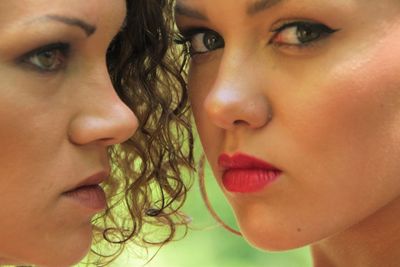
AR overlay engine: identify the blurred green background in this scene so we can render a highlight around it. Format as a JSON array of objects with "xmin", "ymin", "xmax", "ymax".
[{"xmin": 101, "ymin": 163, "xmax": 312, "ymax": 267}]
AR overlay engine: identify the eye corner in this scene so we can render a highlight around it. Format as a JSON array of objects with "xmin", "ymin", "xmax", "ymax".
[{"xmin": 173, "ymin": 33, "xmax": 189, "ymax": 45}]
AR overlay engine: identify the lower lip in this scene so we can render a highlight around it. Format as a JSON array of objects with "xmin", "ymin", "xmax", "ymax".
[
  {"xmin": 222, "ymin": 169, "xmax": 280, "ymax": 193},
  {"xmin": 63, "ymin": 185, "xmax": 106, "ymax": 210}
]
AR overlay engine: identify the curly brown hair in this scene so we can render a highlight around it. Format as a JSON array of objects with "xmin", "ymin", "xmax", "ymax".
[{"xmin": 87, "ymin": 0, "xmax": 194, "ymax": 264}]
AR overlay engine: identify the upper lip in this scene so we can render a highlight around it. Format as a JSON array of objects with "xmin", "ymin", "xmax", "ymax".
[
  {"xmin": 64, "ymin": 170, "xmax": 109, "ymax": 193},
  {"xmin": 218, "ymin": 153, "xmax": 280, "ymax": 171}
]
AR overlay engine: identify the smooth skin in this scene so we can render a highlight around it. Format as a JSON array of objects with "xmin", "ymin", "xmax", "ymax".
[
  {"xmin": 175, "ymin": 0, "xmax": 400, "ymax": 266},
  {"xmin": 0, "ymin": 1, "xmax": 137, "ymax": 266}
]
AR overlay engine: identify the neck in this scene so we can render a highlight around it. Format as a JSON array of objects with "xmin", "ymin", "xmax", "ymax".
[{"xmin": 311, "ymin": 196, "xmax": 400, "ymax": 267}]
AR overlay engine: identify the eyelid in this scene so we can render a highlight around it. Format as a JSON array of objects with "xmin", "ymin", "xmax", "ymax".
[
  {"xmin": 271, "ymin": 21, "xmax": 306, "ymax": 33},
  {"xmin": 271, "ymin": 20, "xmax": 337, "ymax": 33},
  {"xmin": 177, "ymin": 27, "xmax": 215, "ymax": 42}
]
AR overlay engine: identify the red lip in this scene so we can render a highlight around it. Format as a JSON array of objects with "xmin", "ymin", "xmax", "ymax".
[
  {"xmin": 63, "ymin": 171, "xmax": 108, "ymax": 211},
  {"xmin": 218, "ymin": 153, "xmax": 281, "ymax": 193}
]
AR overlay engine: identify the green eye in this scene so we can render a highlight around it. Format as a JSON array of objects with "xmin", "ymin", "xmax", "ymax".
[
  {"xmin": 29, "ymin": 50, "xmax": 64, "ymax": 71},
  {"xmin": 22, "ymin": 43, "xmax": 70, "ymax": 72},
  {"xmin": 189, "ymin": 30, "xmax": 224, "ymax": 55},
  {"xmin": 271, "ymin": 21, "xmax": 338, "ymax": 46},
  {"xmin": 202, "ymin": 31, "xmax": 224, "ymax": 51},
  {"xmin": 177, "ymin": 28, "xmax": 225, "ymax": 56}
]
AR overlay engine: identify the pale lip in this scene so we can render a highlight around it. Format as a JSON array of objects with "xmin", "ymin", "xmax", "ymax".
[
  {"xmin": 218, "ymin": 153, "xmax": 282, "ymax": 193},
  {"xmin": 67, "ymin": 171, "xmax": 108, "ymax": 191},
  {"xmin": 62, "ymin": 171, "xmax": 109, "ymax": 211}
]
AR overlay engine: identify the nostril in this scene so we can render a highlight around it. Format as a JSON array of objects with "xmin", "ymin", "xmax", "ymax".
[{"xmin": 233, "ymin": 120, "xmax": 249, "ymax": 126}]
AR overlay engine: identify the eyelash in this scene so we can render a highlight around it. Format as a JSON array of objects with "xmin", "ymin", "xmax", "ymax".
[
  {"xmin": 18, "ymin": 42, "xmax": 70, "ymax": 73},
  {"xmin": 176, "ymin": 21, "xmax": 338, "ymax": 57}
]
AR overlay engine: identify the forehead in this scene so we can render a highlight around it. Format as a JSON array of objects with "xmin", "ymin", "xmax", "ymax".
[
  {"xmin": 177, "ymin": 0, "xmax": 284, "ymax": 8},
  {"xmin": 175, "ymin": 0, "xmax": 285, "ymax": 14},
  {"xmin": 175, "ymin": 0, "xmax": 400, "ymax": 13},
  {"xmin": 0, "ymin": 0, "xmax": 125, "ymax": 29},
  {"xmin": 175, "ymin": 0, "xmax": 400, "ymax": 26},
  {"xmin": 174, "ymin": 0, "xmax": 344, "ymax": 19}
]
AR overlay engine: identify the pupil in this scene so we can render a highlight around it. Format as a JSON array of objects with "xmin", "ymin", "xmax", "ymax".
[
  {"xmin": 39, "ymin": 51, "xmax": 56, "ymax": 67},
  {"xmin": 297, "ymin": 25, "xmax": 320, "ymax": 43},
  {"xmin": 203, "ymin": 31, "xmax": 223, "ymax": 50},
  {"xmin": 204, "ymin": 33, "xmax": 217, "ymax": 50}
]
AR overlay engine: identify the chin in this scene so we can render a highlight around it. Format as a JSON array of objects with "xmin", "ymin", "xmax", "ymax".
[
  {"xmin": 243, "ymin": 232, "xmax": 308, "ymax": 252},
  {"xmin": 32, "ymin": 241, "xmax": 92, "ymax": 267},
  {"xmin": 20, "ymin": 226, "xmax": 94, "ymax": 267},
  {"xmin": 52, "ymin": 230, "xmax": 94, "ymax": 267},
  {"xmin": 0, "ymin": 247, "xmax": 91, "ymax": 267},
  {"xmin": 241, "ymin": 230, "xmax": 304, "ymax": 252},
  {"xmin": 237, "ymin": 217, "xmax": 315, "ymax": 252}
]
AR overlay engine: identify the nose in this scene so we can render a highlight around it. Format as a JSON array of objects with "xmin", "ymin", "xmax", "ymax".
[
  {"xmin": 68, "ymin": 67, "xmax": 138, "ymax": 146},
  {"xmin": 204, "ymin": 54, "xmax": 272, "ymax": 130}
]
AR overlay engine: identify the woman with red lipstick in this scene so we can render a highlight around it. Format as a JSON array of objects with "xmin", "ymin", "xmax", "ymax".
[
  {"xmin": 175, "ymin": 0, "xmax": 400, "ymax": 266},
  {"xmin": 0, "ymin": 0, "xmax": 192, "ymax": 266}
]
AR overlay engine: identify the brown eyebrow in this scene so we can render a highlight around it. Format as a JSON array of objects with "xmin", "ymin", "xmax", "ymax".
[
  {"xmin": 174, "ymin": 2, "xmax": 208, "ymax": 21},
  {"xmin": 247, "ymin": 0, "xmax": 285, "ymax": 15},
  {"xmin": 39, "ymin": 15, "xmax": 97, "ymax": 36}
]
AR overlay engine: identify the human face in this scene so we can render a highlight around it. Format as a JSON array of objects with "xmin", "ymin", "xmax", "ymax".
[
  {"xmin": 176, "ymin": 0, "xmax": 400, "ymax": 251},
  {"xmin": 0, "ymin": 0, "xmax": 136, "ymax": 266}
]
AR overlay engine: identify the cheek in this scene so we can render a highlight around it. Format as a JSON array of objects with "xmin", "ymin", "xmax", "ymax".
[
  {"xmin": 279, "ymin": 20, "xmax": 400, "ymax": 158},
  {"xmin": 188, "ymin": 61, "xmax": 221, "ymax": 153},
  {"xmin": 0, "ymin": 85, "xmax": 89, "ymax": 265},
  {"xmin": 287, "ymin": 40, "xmax": 400, "ymax": 176}
]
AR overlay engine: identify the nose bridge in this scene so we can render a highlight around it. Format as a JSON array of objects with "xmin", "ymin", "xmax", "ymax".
[
  {"xmin": 69, "ymin": 63, "xmax": 138, "ymax": 146},
  {"xmin": 204, "ymin": 46, "xmax": 271, "ymax": 130}
]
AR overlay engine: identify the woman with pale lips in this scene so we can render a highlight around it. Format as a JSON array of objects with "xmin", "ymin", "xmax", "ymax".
[
  {"xmin": 175, "ymin": 0, "xmax": 400, "ymax": 266},
  {"xmin": 0, "ymin": 0, "xmax": 192, "ymax": 266}
]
